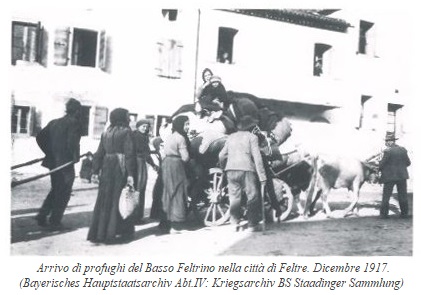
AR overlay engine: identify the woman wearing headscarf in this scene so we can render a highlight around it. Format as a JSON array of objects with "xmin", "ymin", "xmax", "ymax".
[
  {"xmin": 195, "ymin": 68, "xmax": 213, "ymax": 101},
  {"xmin": 132, "ymin": 119, "xmax": 159, "ymax": 224},
  {"xmin": 159, "ymin": 115, "xmax": 190, "ymax": 233},
  {"xmin": 87, "ymin": 108, "xmax": 136, "ymax": 244}
]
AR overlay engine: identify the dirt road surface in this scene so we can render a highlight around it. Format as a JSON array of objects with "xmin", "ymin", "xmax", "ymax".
[{"xmin": 10, "ymin": 171, "xmax": 413, "ymax": 256}]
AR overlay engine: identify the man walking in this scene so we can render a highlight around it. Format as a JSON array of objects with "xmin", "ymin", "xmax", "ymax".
[
  {"xmin": 219, "ymin": 115, "xmax": 267, "ymax": 232},
  {"xmin": 379, "ymin": 132, "xmax": 411, "ymax": 218},
  {"xmin": 35, "ymin": 98, "xmax": 82, "ymax": 228}
]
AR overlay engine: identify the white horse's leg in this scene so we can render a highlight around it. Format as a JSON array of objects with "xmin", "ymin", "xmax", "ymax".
[
  {"xmin": 343, "ymin": 181, "xmax": 361, "ymax": 217},
  {"xmin": 321, "ymin": 188, "xmax": 332, "ymax": 218}
]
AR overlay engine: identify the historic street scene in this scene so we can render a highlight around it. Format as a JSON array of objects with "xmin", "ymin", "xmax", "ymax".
[{"xmin": 10, "ymin": 8, "xmax": 413, "ymax": 256}]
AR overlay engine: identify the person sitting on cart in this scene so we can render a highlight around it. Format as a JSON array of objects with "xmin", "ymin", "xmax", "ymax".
[
  {"xmin": 219, "ymin": 115, "xmax": 267, "ymax": 232},
  {"xmin": 198, "ymin": 75, "xmax": 229, "ymax": 109},
  {"xmin": 199, "ymin": 99, "xmax": 236, "ymax": 134}
]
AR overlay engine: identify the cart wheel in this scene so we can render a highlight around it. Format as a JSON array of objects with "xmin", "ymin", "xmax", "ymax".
[
  {"xmin": 271, "ymin": 178, "xmax": 293, "ymax": 221},
  {"xmin": 196, "ymin": 167, "xmax": 230, "ymax": 226}
]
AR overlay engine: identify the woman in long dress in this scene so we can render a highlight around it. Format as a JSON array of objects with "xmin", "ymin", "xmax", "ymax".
[
  {"xmin": 87, "ymin": 108, "xmax": 136, "ymax": 244},
  {"xmin": 132, "ymin": 119, "xmax": 159, "ymax": 224},
  {"xmin": 159, "ymin": 116, "xmax": 190, "ymax": 233},
  {"xmin": 149, "ymin": 136, "xmax": 164, "ymax": 220}
]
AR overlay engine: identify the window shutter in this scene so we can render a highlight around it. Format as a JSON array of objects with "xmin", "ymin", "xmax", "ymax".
[
  {"xmin": 93, "ymin": 106, "xmax": 108, "ymax": 139},
  {"xmin": 173, "ymin": 41, "xmax": 183, "ymax": 78},
  {"xmin": 54, "ymin": 27, "xmax": 70, "ymax": 66},
  {"xmin": 98, "ymin": 30, "xmax": 107, "ymax": 71},
  {"xmin": 156, "ymin": 40, "xmax": 166, "ymax": 77},
  {"xmin": 366, "ymin": 26, "xmax": 377, "ymax": 57},
  {"xmin": 11, "ymin": 106, "xmax": 18, "ymax": 133},
  {"xmin": 32, "ymin": 22, "xmax": 41, "ymax": 63},
  {"xmin": 156, "ymin": 39, "xmax": 182, "ymax": 79},
  {"xmin": 11, "ymin": 23, "xmax": 21, "ymax": 65},
  {"xmin": 26, "ymin": 25, "xmax": 38, "ymax": 62},
  {"xmin": 32, "ymin": 108, "xmax": 43, "ymax": 136},
  {"xmin": 168, "ymin": 39, "xmax": 177, "ymax": 77},
  {"xmin": 36, "ymin": 23, "xmax": 48, "ymax": 66},
  {"xmin": 29, "ymin": 107, "xmax": 36, "ymax": 136}
]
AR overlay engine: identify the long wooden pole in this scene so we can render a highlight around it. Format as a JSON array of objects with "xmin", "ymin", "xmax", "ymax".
[
  {"xmin": 11, "ymin": 153, "xmax": 89, "ymax": 188},
  {"xmin": 11, "ymin": 157, "xmax": 44, "ymax": 170}
]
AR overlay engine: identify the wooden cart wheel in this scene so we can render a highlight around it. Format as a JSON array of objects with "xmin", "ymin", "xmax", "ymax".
[
  {"xmin": 271, "ymin": 178, "xmax": 294, "ymax": 221},
  {"xmin": 193, "ymin": 167, "xmax": 230, "ymax": 226}
]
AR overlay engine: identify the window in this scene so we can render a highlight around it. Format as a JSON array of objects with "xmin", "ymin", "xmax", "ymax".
[
  {"xmin": 93, "ymin": 106, "xmax": 108, "ymax": 139},
  {"xmin": 157, "ymin": 115, "xmax": 171, "ymax": 136},
  {"xmin": 313, "ymin": 43, "xmax": 332, "ymax": 76},
  {"xmin": 11, "ymin": 105, "xmax": 36, "ymax": 135},
  {"xmin": 145, "ymin": 115, "xmax": 155, "ymax": 136},
  {"xmin": 217, "ymin": 27, "xmax": 238, "ymax": 64},
  {"xmin": 359, "ymin": 95, "xmax": 371, "ymax": 129},
  {"xmin": 80, "ymin": 105, "xmax": 91, "ymax": 136},
  {"xmin": 156, "ymin": 39, "xmax": 183, "ymax": 79},
  {"xmin": 387, "ymin": 103, "xmax": 402, "ymax": 135},
  {"xmin": 129, "ymin": 113, "xmax": 138, "ymax": 131},
  {"xmin": 358, "ymin": 20, "xmax": 375, "ymax": 55},
  {"xmin": 71, "ymin": 29, "xmax": 98, "ymax": 67},
  {"xmin": 54, "ymin": 27, "xmax": 108, "ymax": 70},
  {"xmin": 162, "ymin": 9, "xmax": 178, "ymax": 21},
  {"xmin": 11, "ymin": 21, "xmax": 42, "ymax": 65}
]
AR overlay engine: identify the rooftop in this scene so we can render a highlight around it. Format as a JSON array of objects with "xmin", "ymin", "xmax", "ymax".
[{"xmin": 224, "ymin": 9, "xmax": 350, "ymax": 33}]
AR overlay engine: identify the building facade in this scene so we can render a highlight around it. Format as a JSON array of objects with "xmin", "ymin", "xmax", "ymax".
[{"xmin": 10, "ymin": 8, "xmax": 411, "ymax": 170}]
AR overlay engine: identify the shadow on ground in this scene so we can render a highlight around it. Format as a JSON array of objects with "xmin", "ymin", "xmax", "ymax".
[
  {"xmin": 219, "ymin": 215, "xmax": 413, "ymax": 256},
  {"xmin": 11, "ymin": 204, "xmax": 208, "ymax": 245}
]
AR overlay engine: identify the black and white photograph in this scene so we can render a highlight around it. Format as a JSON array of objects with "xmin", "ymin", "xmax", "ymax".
[{"xmin": 3, "ymin": 0, "xmax": 420, "ymax": 294}]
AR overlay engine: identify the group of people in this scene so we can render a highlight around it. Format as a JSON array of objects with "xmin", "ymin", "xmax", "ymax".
[
  {"xmin": 34, "ymin": 69, "xmax": 412, "ymax": 244},
  {"xmin": 34, "ymin": 103, "xmax": 161, "ymax": 243}
]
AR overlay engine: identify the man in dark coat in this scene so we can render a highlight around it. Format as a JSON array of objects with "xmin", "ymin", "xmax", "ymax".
[
  {"xmin": 379, "ymin": 132, "xmax": 411, "ymax": 218},
  {"xmin": 35, "ymin": 98, "xmax": 82, "ymax": 228}
]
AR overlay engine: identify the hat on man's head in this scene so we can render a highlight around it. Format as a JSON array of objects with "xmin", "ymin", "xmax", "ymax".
[
  {"xmin": 385, "ymin": 131, "xmax": 397, "ymax": 141},
  {"xmin": 136, "ymin": 119, "xmax": 151, "ymax": 128},
  {"xmin": 238, "ymin": 115, "xmax": 259, "ymax": 131},
  {"xmin": 210, "ymin": 75, "xmax": 222, "ymax": 83}
]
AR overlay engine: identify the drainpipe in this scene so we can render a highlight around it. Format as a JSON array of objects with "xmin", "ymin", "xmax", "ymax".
[{"xmin": 193, "ymin": 9, "xmax": 201, "ymax": 103}]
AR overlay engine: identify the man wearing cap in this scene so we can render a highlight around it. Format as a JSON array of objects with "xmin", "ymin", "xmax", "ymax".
[
  {"xmin": 378, "ymin": 132, "xmax": 411, "ymax": 218},
  {"xmin": 219, "ymin": 115, "xmax": 267, "ymax": 232},
  {"xmin": 35, "ymin": 98, "xmax": 82, "ymax": 228}
]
